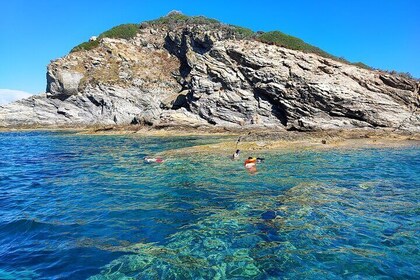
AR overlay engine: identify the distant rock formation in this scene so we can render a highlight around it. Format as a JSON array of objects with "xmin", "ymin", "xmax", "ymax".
[{"xmin": 1, "ymin": 15, "xmax": 419, "ymax": 132}]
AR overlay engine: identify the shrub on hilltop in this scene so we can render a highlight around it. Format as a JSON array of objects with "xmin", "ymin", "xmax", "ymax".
[
  {"xmin": 256, "ymin": 31, "xmax": 333, "ymax": 59},
  {"xmin": 66, "ymin": 12, "xmax": 418, "ymax": 78},
  {"xmin": 99, "ymin": 24, "xmax": 139, "ymax": 40},
  {"xmin": 146, "ymin": 11, "xmax": 219, "ymax": 26},
  {"xmin": 70, "ymin": 24, "xmax": 139, "ymax": 52}
]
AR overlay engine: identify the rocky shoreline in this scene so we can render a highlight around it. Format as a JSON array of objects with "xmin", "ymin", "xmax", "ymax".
[
  {"xmin": 2, "ymin": 125, "xmax": 418, "ymax": 155},
  {"xmin": 152, "ymin": 128, "xmax": 420, "ymax": 157}
]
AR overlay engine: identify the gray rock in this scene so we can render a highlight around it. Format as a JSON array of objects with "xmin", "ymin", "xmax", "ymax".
[{"xmin": 1, "ymin": 22, "xmax": 419, "ymax": 132}]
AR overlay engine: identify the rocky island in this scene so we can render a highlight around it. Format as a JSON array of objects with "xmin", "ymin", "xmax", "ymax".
[
  {"xmin": 1, "ymin": 12, "xmax": 420, "ymax": 279},
  {"xmin": 1, "ymin": 12, "xmax": 419, "ymax": 136}
]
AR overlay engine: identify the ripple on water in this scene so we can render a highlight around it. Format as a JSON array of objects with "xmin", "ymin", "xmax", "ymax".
[
  {"xmin": 89, "ymin": 181, "xmax": 419, "ymax": 279},
  {"xmin": 0, "ymin": 132, "xmax": 418, "ymax": 279}
]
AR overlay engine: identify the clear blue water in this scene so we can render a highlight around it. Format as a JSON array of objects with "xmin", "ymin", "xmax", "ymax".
[{"xmin": 0, "ymin": 131, "xmax": 419, "ymax": 279}]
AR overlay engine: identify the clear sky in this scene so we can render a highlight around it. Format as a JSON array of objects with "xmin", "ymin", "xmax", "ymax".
[{"xmin": 1, "ymin": 0, "xmax": 419, "ymax": 97}]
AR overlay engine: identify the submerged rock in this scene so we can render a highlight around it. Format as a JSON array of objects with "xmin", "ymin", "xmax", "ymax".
[{"xmin": 261, "ymin": 210, "xmax": 277, "ymax": 220}]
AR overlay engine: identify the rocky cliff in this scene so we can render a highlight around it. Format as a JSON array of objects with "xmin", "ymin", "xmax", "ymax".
[{"xmin": 1, "ymin": 15, "xmax": 419, "ymax": 132}]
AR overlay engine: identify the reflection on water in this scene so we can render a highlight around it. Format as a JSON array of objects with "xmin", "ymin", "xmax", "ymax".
[{"xmin": 0, "ymin": 131, "xmax": 419, "ymax": 279}]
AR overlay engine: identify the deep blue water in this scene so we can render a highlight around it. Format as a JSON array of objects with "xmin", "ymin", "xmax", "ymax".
[{"xmin": 0, "ymin": 131, "xmax": 419, "ymax": 279}]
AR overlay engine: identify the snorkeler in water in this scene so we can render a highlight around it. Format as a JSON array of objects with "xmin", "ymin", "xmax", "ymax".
[
  {"xmin": 232, "ymin": 149, "xmax": 240, "ymax": 160},
  {"xmin": 244, "ymin": 157, "xmax": 257, "ymax": 173},
  {"xmin": 144, "ymin": 156, "xmax": 164, "ymax": 163},
  {"xmin": 244, "ymin": 157, "xmax": 257, "ymax": 168},
  {"xmin": 256, "ymin": 157, "xmax": 265, "ymax": 163}
]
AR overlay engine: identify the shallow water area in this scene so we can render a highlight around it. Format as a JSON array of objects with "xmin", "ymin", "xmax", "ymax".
[{"xmin": 0, "ymin": 131, "xmax": 419, "ymax": 279}]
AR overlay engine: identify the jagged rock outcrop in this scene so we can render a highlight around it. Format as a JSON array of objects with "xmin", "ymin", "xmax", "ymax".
[{"xmin": 1, "ymin": 18, "xmax": 419, "ymax": 132}]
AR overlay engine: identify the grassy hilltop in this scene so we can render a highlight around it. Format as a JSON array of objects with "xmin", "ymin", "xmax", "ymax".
[{"xmin": 70, "ymin": 12, "xmax": 372, "ymax": 69}]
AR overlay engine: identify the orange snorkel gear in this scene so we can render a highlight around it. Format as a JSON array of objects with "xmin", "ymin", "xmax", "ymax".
[{"xmin": 244, "ymin": 157, "xmax": 257, "ymax": 166}]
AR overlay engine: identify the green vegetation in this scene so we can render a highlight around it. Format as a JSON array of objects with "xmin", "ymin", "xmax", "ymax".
[
  {"xmin": 256, "ymin": 31, "xmax": 334, "ymax": 59},
  {"xmin": 69, "ymin": 12, "xmax": 404, "ymax": 75},
  {"xmin": 70, "ymin": 40, "xmax": 100, "ymax": 53},
  {"xmin": 99, "ymin": 24, "xmax": 139, "ymax": 39},
  {"xmin": 231, "ymin": 25, "xmax": 254, "ymax": 38},
  {"xmin": 386, "ymin": 70, "xmax": 419, "ymax": 81},
  {"xmin": 146, "ymin": 11, "xmax": 190, "ymax": 25},
  {"xmin": 70, "ymin": 24, "xmax": 139, "ymax": 53},
  {"xmin": 147, "ymin": 13, "xmax": 255, "ymax": 40},
  {"xmin": 146, "ymin": 12, "xmax": 220, "ymax": 26},
  {"xmin": 351, "ymin": 62, "xmax": 373, "ymax": 70},
  {"xmin": 147, "ymin": 12, "xmax": 254, "ymax": 39},
  {"xmin": 253, "ymin": 31, "xmax": 384, "ymax": 71}
]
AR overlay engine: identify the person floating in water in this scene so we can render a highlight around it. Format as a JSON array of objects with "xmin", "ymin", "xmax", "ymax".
[
  {"xmin": 232, "ymin": 149, "xmax": 240, "ymax": 160},
  {"xmin": 244, "ymin": 157, "xmax": 257, "ymax": 168},
  {"xmin": 244, "ymin": 156, "xmax": 265, "ymax": 173},
  {"xmin": 144, "ymin": 156, "xmax": 164, "ymax": 163},
  {"xmin": 244, "ymin": 157, "xmax": 257, "ymax": 173},
  {"xmin": 256, "ymin": 157, "xmax": 265, "ymax": 163}
]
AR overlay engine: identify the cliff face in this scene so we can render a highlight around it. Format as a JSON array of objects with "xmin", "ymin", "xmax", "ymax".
[{"xmin": 1, "ymin": 20, "xmax": 419, "ymax": 131}]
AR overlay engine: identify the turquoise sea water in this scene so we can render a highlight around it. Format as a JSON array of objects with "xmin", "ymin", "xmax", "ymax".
[{"xmin": 0, "ymin": 131, "xmax": 419, "ymax": 279}]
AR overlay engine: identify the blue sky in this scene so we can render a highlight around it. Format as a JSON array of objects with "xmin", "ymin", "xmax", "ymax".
[{"xmin": 0, "ymin": 0, "xmax": 419, "ymax": 97}]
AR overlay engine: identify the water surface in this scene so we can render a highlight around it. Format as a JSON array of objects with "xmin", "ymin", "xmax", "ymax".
[{"xmin": 0, "ymin": 131, "xmax": 419, "ymax": 279}]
